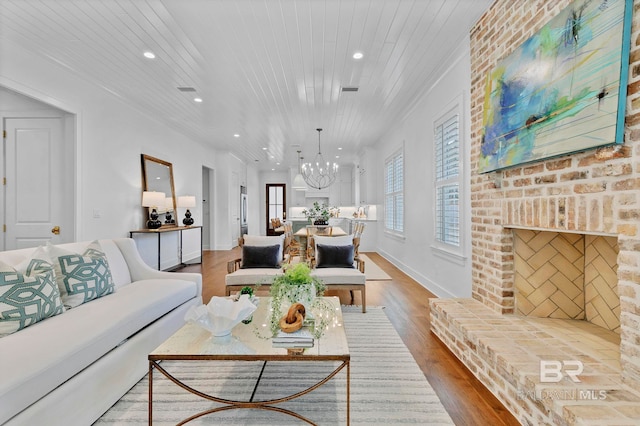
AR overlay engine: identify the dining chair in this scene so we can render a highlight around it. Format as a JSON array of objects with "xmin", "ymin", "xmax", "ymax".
[
  {"xmin": 283, "ymin": 222, "xmax": 302, "ymax": 258},
  {"xmin": 305, "ymin": 227, "xmax": 318, "ymax": 259},
  {"xmin": 270, "ymin": 218, "xmax": 285, "ymax": 235}
]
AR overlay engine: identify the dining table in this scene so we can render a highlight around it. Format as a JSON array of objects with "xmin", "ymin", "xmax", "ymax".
[
  {"xmin": 293, "ymin": 226, "xmax": 348, "ymax": 260},
  {"xmin": 293, "ymin": 225, "xmax": 347, "ymax": 237}
]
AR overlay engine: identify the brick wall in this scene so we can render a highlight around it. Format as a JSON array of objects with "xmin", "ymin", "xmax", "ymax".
[{"xmin": 470, "ymin": 0, "xmax": 640, "ymax": 392}]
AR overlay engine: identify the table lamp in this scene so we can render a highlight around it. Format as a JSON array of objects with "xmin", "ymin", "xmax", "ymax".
[
  {"xmin": 142, "ymin": 191, "xmax": 165, "ymax": 229},
  {"xmin": 178, "ymin": 195, "xmax": 196, "ymax": 226}
]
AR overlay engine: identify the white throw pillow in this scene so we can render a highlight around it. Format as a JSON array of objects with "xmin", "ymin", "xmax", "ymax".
[
  {"xmin": 0, "ymin": 247, "xmax": 65, "ymax": 337},
  {"xmin": 242, "ymin": 234, "xmax": 285, "ymax": 260},
  {"xmin": 47, "ymin": 241, "xmax": 115, "ymax": 309}
]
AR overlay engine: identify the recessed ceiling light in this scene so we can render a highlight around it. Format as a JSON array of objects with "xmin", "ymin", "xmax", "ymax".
[
  {"xmin": 143, "ymin": 51, "xmax": 156, "ymax": 59},
  {"xmin": 270, "ymin": 155, "xmax": 275, "ymax": 159},
  {"xmin": 336, "ymin": 155, "xmax": 340, "ymax": 159},
  {"xmin": 353, "ymin": 51, "xmax": 363, "ymax": 59},
  {"xmin": 262, "ymin": 147, "xmax": 267, "ymax": 150},
  {"xmin": 233, "ymin": 134, "xmax": 240, "ymax": 138},
  {"xmin": 271, "ymin": 168, "xmax": 275, "ymax": 171},
  {"xmin": 194, "ymin": 97, "xmax": 203, "ymax": 103},
  {"xmin": 276, "ymin": 162, "xmax": 280, "ymax": 165},
  {"xmin": 338, "ymin": 147, "xmax": 343, "ymax": 150}
]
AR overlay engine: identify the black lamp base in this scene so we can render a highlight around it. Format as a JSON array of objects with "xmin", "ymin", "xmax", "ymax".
[
  {"xmin": 147, "ymin": 209, "xmax": 162, "ymax": 229},
  {"xmin": 164, "ymin": 211, "xmax": 175, "ymax": 224},
  {"xmin": 183, "ymin": 209, "xmax": 194, "ymax": 226},
  {"xmin": 147, "ymin": 219, "xmax": 162, "ymax": 229}
]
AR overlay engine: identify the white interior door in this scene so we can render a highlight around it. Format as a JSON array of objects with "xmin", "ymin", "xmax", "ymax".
[
  {"xmin": 202, "ymin": 166, "xmax": 211, "ymax": 250},
  {"xmin": 5, "ymin": 117, "xmax": 68, "ymax": 249},
  {"xmin": 231, "ymin": 172, "xmax": 240, "ymax": 244}
]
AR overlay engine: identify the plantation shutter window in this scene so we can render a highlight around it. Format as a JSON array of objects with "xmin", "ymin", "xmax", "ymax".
[
  {"xmin": 435, "ymin": 113, "xmax": 460, "ymax": 247},
  {"xmin": 384, "ymin": 148, "xmax": 404, "ymax": 234}
]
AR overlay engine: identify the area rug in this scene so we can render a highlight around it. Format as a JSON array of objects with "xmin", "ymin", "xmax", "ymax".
[
  {"xmin": 95, "ymin": 307, "xmax": 453, "ymax": 425},
  {"xmin": 359, "ymin": 254, "xmax": 392, "ymax": 280}
]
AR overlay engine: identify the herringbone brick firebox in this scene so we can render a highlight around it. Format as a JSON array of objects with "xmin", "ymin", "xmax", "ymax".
[
  {"xmin": 514, "ymin": 230, "xmax": 620, "ymax": 333},
  {"xmin": 430, "ymin": 0, "xmax": 640, "ymax": 424}
]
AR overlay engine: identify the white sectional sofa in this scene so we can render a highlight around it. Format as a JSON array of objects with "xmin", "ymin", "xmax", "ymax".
[{"xmin": 0, "ymin": 238, "xmax": 202, "ymax": 425}]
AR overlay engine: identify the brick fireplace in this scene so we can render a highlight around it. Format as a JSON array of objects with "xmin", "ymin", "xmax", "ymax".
[{"xmin": 430, "ymin": 0, "xmax": 640, "ymax": 424}]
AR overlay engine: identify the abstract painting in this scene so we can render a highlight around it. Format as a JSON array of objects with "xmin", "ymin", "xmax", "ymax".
[{"xmin": 479, "ymin": 0, "xmax": 632, "ymax": 173}]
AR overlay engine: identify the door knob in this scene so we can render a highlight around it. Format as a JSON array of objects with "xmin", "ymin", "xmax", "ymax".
[{"xmin": 51, "ymin": 226, "xmax": 60, "ymax": 235}]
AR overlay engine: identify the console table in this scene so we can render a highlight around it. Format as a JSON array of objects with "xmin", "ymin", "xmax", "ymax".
[{"xmin": 129, "ymin": 226, "xmax": 202, "ymax": 271}]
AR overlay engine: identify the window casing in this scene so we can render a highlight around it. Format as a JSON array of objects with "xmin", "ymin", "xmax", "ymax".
[
  {"xmin": 435, "ymin": 112, "xmax": 460, "ymax": 248},
  {"xmin": 384, "ymin": 148, "xmax": 404, "ymax": 235}
]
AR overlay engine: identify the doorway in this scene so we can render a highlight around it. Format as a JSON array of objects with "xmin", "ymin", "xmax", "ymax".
[
  {"xmin": 231, "ymin": 172, "xmax": 240, "ymax": 244},
  {"xmin": 266, "ymin": 183, "xmax": 286, "ymax": 236},
  {"xmin": 240, "ymin": 185, "xmax": 248, "ymax": 236},
  {"xmin": 1, "ymin": 86, "xmax": 75, "ymax": 250},
  {"xmin": 201, "ymin": 166, "xmax": 213, "ymax": 250}
]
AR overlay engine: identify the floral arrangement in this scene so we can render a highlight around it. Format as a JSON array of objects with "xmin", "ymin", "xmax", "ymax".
[{"xmin": 301, "ymin": 201, "xmax": 330, "ymax": 224}]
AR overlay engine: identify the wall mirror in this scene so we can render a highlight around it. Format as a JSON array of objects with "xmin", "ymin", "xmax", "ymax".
[{"xmin": 141, "ymin": 154, "xmax": 176, "ymax": 226}]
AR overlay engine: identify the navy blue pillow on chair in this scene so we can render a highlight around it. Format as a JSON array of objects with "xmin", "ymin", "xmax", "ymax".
[
  {"xmin": 315, "ymin": 244, "xmax": 355, "ymax": 268},
  {"xmin": 241, "ymin": 244, "xmax": 281, "ymax": 268}
]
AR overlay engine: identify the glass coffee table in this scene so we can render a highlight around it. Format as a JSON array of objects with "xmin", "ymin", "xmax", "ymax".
[{"xmin": 148, "ymin": 296, "xmax": 350, "ymax": 425}]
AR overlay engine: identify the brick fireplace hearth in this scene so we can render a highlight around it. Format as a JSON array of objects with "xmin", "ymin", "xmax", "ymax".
[{"xmin": 430, "ymin": 0, "xmax": 640, "ymax": 424}]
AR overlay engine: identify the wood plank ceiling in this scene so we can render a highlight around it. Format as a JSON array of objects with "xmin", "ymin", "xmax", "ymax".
[{"xmin": 0, "ymin": 0, "xmax": 493, "ymax": 170}]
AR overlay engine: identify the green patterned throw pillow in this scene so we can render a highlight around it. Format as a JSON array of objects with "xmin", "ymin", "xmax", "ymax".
[
  {"xmin": 0, "ymin": 256, "xmax": 65, "ymax": 337},
  {"xmin": 49, "ymin": 241, "xmax": 115, "ymax": 309}
]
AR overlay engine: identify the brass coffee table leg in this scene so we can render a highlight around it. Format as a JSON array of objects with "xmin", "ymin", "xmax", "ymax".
[
  {"xmin": 149, "ymin": 359, "xmax": 349, "ymax": 425},
  {"xmin": 148, "ymin": 361, "xmax": 153, "ymax": 426},
  {"xmin": 347, "ymin": 360, "xmax": 351, "ymax": 425}
]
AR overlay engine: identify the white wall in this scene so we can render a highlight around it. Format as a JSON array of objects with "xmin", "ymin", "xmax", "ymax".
[
  {"xmin": 0, "ymin": 40, "xmax": 256, "ymax": 253},
  {"xmin": 370, "ymin": 38, "xmax": 473, "ymax": 298},
  {"xmin": 246, "ymin": 166, "xmax": 261, "ymax": 236}
]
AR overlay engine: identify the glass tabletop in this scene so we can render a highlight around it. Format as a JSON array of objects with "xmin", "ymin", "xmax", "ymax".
[{"xmin": 149, "ymin": 296, "xmax": 349, "ymax": 361}]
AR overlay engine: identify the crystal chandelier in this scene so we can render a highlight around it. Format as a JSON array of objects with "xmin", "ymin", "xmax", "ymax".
[{"xmin": 301, "ymin": 128, "xmax": 338, "ymax": 190}]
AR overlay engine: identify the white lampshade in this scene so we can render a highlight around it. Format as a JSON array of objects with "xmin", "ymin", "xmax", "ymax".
[
  {"xmin": 142, "ymin": 191, "xmax": 165, "ymax": 208},
  {"xmin": 292, "ymin": 173, "xmax": 307, "ymax": 191},
  {"xmin": 164, "ymin": 197, "xmax": 174, "ymax": 209},
  {"xmin": 178, "ymin": 195, "xmax": 196, "ymax": 208}
]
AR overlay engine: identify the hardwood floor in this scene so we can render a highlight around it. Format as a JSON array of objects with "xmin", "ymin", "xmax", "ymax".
[{"xmin": 180, "ymin": 249, "xmax": 520, "ymax": 425}]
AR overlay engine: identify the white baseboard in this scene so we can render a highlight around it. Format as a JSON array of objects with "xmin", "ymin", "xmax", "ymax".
[
  {"xmin": 376, "ymin": 249, "xmax": 457, "ymax": 299},
  {"xmin": 182, "ymin": 250, "xmax": 201, "ymax": 263}
]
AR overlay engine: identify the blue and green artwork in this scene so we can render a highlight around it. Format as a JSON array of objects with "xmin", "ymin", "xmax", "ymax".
[{"xmin": 479, "ymin": 0, "xmax": 632, "ymax": 173}]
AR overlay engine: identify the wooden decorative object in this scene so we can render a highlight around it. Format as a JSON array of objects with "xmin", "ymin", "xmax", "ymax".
[{"xmin": 279, "ymin": 303, "xmax": 306, "ymax": 333}]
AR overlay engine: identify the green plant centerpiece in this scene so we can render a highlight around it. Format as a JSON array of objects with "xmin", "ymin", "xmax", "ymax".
[
  {"xmin": 267, "ymin": 262, "xmax": 332, "ymax": 338},
  {"xmin": 302, "ymin": 201, "xmax": 330, "ymax": 225}
]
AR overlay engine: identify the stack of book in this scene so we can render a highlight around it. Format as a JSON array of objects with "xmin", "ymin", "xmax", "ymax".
[{"xmin": 272, "ymin": 327, "xmax": 314, "ymax": 348}]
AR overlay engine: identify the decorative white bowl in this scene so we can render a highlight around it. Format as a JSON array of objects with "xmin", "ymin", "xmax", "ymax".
[{"xmin": 185, "ymin": 295, "xmax": 257, "ymax": 337}]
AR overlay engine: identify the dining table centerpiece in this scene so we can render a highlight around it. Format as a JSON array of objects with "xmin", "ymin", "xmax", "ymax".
[{"xmin": 302, "ymin": 201, "xmax": 330, "ymax": 225}]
